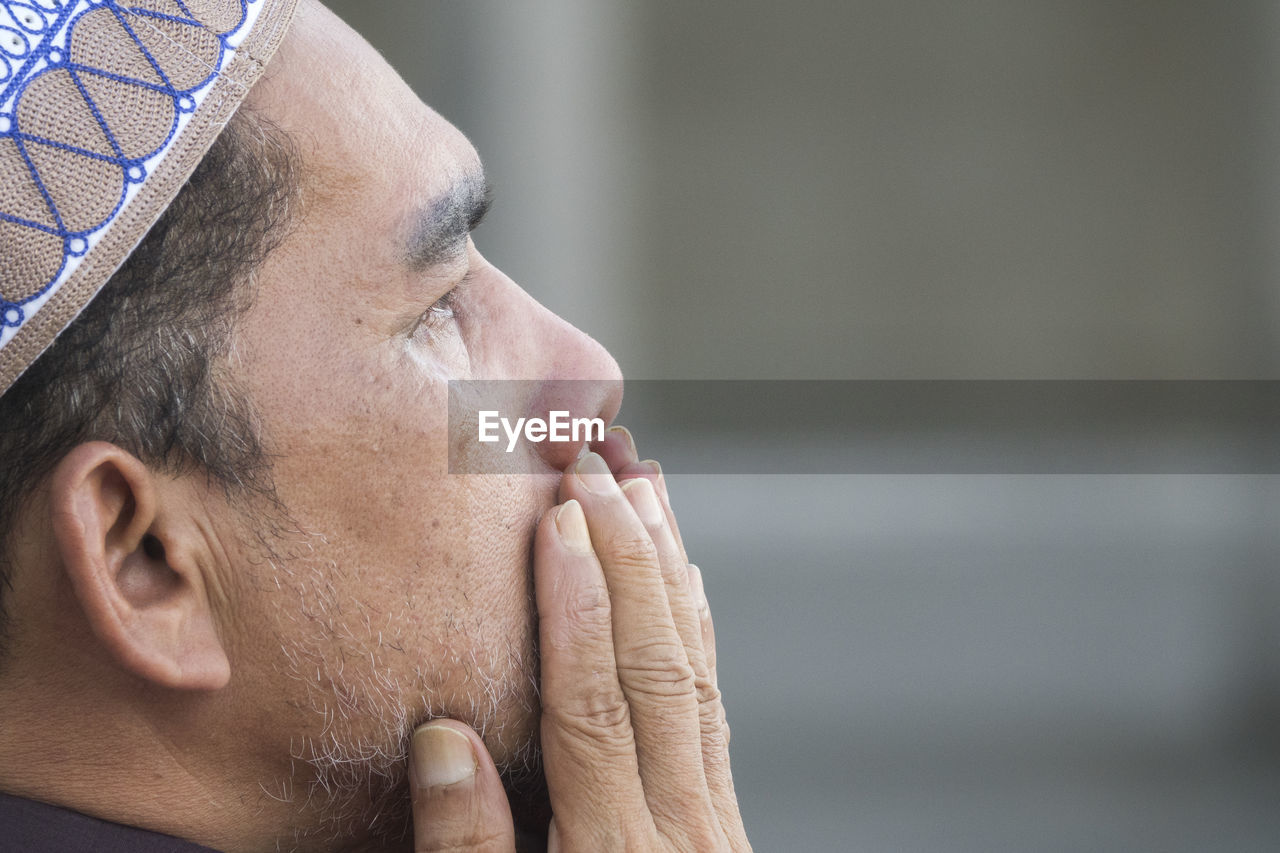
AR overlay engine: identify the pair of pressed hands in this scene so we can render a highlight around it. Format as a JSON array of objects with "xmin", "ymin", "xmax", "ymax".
[{"xmin": 404, "ymin": 429, "xmax": 751, "ymax": 852}]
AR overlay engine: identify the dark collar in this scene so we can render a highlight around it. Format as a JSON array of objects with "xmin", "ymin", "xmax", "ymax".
[{"xmin": 0, "ymin": 792, "xmax": 221, "ymax": 852}]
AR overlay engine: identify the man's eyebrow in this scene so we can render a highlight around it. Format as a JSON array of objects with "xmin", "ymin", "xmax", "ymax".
[{"xmin": 404, "ymin": 174, "xmax": 492, "ymax": 270}]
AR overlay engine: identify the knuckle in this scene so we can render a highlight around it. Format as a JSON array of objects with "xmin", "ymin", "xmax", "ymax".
[
  {"xmin": 618, "ymin": 649, "xmax": 698, "ymax": 699},
  {"xmin": 602, "ymin": 533, "xmax": 659, "ymax": 573},
  {"xmin": 696, "ymin": 679, "xmax": 723, "ymax": 710},
  {"xmin": 547, "ymin": 692, "xmax": 635, "ymax": 750},
  {"xmin": 659, "ymin": 558, "xmax": 690, "ymax": 588},
  {"xmin": 696, "ymin": 681, "xmax": 727, "ymax": 722},
  {"xmin": 567, "ymin": 579, "xmax": 611, "ymax": 622},
  {"xmin": 625, "ymin": 822, "xmax": 661, "ymax": 853},
  {"xmin": 686, "ymin": 660, "xmax": 714, "ymax": 692},
  {"xmin": 561, "ymin": 722, "xmax": 636, "ymax": 761},
  {"xmin": 565, "ymin": 580, "xmax": 612, "ymax": 627},
  {"xmin": 701, "ymin": 720, "xmax": 730, "ymax": 757},
  {"xmin": 420, "ymin": 828, "xmax": 509, "ymax": 853},
  {"xmin": 689, "ymin": 827, "xmax": 732, "ymax": 853},
  {"xmin": 698, "ymin": 691, "xmax": 731, "ymax": 749},
  {"xmin": 655, "ymin": 820, "xmax": 729, "ymax": 853},
  {"xmin": 557, "ymin": 818, "xmax": 646, "ymax": 853},
  {"xmin": 546, "ymin": 581, "xmax": 612, "ymax": 653}
]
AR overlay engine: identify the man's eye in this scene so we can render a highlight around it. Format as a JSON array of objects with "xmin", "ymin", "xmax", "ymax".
[
  {"xmin": 414, "ymin": 288, "xmax": 461, "ymax": 338},
  {"xmin": 412, "ymin": 265, "xmax": 478, "ymax": 341},
  {"xmin": 428, "ymin": 289, "xmax": 460, "ymax": 322}
]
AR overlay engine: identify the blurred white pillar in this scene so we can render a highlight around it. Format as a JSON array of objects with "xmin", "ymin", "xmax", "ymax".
[{"xmin": 446, "ymin": 0, "xmax": 648, "ymax": 376}]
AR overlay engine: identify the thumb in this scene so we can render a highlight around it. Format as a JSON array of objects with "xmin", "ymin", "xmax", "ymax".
[{"xmin": 410, "ymin": 720, "xmax": 516, "ymax": 853}]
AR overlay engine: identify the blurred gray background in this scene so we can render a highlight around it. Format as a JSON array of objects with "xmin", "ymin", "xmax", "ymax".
[{"xmin": 328, "ymin": 3, "xmax": 1280, "ymax": 850}]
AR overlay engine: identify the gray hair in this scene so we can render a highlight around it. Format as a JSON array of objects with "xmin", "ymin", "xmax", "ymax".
[{"xmin": 0, "ymin": 107, "xmax": 300, "ymax": 656}]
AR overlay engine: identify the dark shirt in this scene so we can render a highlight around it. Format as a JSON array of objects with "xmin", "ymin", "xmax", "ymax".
[{"xmin": 0, "ymin": 792, "xmax": 220, "ymax": 852}]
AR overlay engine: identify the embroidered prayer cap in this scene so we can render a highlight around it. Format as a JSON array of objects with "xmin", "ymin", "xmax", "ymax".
[{"xmin": 0, "ymin": 0, "xmax": 297, "ymax": 394}]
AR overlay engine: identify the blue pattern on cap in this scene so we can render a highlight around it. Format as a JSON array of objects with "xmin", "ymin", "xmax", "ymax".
[{"xmin": 0, "ymin": 0, "xmax": 255, "ymax": 336}]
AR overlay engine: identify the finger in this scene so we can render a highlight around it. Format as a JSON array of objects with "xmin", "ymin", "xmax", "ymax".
[
  {"xmin": 614, "ymin": 464, "xmax": 750, "ymax": 851},
  {"xmin": 560, "ymin": 454, "xmax": 713, "ymax": 842},
  {"xmin": 593, "ymin": 424, "xmax": 638, "ymax": 474},
  {"xmin": 534, "ymin": 500, "xmax": 656, "ymax": 849},
  {"xmin": 688, "ymin": 565, "xmax": 716, "ymax": 686},
  {"xmin": 410, "ymin": 720, "xmax": 516, "ymax": 853},
  {"xmin": 620, "ymin": 477, "xmax": 727, "ymax": 848},
  {"xmin": 616, "ymin": 460, "xmax": 689, "ymax": 566},
  {"xmin": 622, "ymin": 481, "xmax": 713, "ymax": 710},
  {"xmin": 620, "ymin": 477, "xmax": 734, "ymax": 845},
  {"xmin": 686, "ymin": 562, "xmax": 746, "ymax": 844}
]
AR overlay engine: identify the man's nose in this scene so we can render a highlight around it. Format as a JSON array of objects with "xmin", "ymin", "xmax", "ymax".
[
  {"xmin": 529, "ymin": 373, "xmax": 623, "ymax": 471},
  {"xmin": 523, "ymin": 304, "xmax": 623, "ymax": 471},
  {"xmin": 477, "ymin": 261, "xmax": 624, "ymax": 471}
]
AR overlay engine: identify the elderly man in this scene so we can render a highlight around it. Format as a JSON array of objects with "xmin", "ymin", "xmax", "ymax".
[{"xmin": 0, "ymin": 1, "xmax": 749, "ymax": 850}]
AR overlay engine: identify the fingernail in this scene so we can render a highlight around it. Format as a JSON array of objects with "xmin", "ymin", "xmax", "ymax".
[
  {"xmin": 556, "ymin": 500, "xmax": 593, "ymax": 554},
  {"xmin": 621, "ymin": 477, "xmax": 664, "ymax": 526},
  {"xmin": 640, "ymin": 460, "xmax": 669, "ymax": 504},
  {"xmin": 575, "ymin": 452, "xmax": 616, "ymax": 494},
  {"xmin": 608, "ymin": 425, "xmax": 637, "ymax": 458},
  {"xmin": 688, "ymin": 563, "xmax": 708, "ymax": 611},
  {"xmin": 412, "ymin": 724, "xmax": 477, "ymax": 789}
]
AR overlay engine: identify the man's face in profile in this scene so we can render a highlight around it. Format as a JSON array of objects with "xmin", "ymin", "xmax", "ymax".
[{"xmin": 205, "ymin": 0, "xmax": 620, "ymax": 832}]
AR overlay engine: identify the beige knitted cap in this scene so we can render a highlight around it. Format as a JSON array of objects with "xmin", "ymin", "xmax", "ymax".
[{"xmin": 0, "ymin": 0, "xmax": 297, "ymax": 393}]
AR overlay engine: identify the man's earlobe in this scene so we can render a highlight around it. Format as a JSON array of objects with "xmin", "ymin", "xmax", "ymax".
[{"xmin": 48, "ymin": 442, "xmax": 231, "ymax": 691}]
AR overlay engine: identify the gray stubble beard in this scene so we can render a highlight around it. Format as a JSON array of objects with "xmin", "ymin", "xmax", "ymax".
[{"xmin": 256, "ymin": 544, "xmax": 545, "ymax": 852}]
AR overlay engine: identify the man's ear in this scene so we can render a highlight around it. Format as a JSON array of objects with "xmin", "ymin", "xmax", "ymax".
[{"xmin": 47, "ymin": 442, "xmax": 230, "ymax": 691}]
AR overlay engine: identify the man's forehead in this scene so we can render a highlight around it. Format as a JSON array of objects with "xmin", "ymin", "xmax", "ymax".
[{"xmin": 250, "ymin": 0, "xmax": 482, "ymax": 223}]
